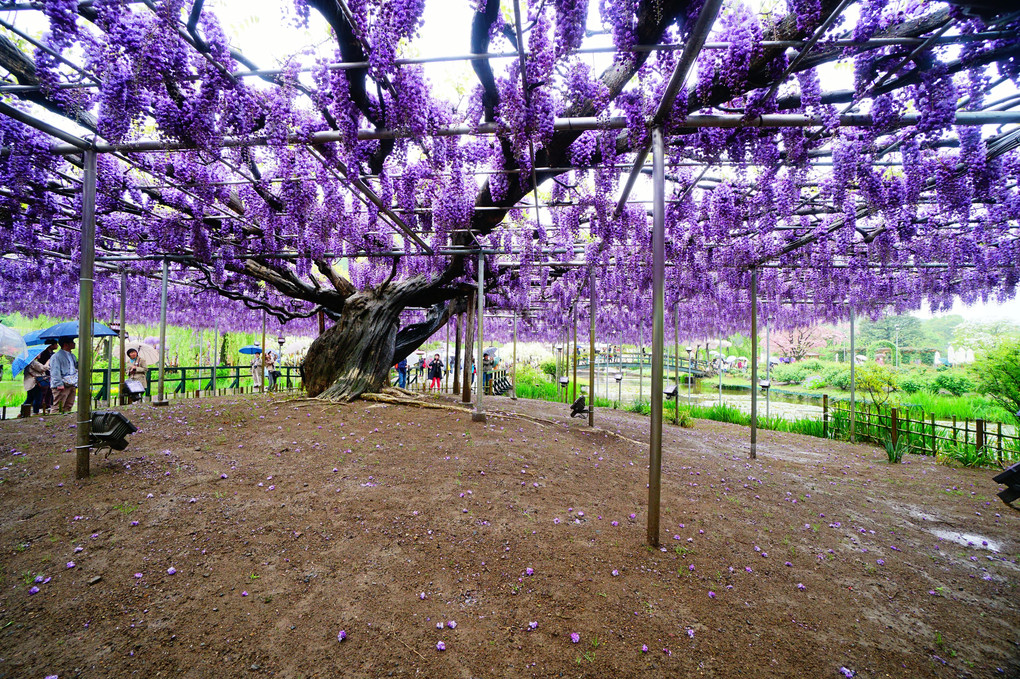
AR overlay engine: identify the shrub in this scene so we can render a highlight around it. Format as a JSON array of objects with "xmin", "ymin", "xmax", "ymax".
[
  {"xmin": 804, "ymin": 374, "xmax": 826, "ymax": 389},
  {"xmin": 539, "ymin": 360, "xmax": 557, "ymax": 378},
  {"xmin": 898, "ymin": 373, "xmax": 933, "ymax": 394},
  {"xmin": 822, "ymin": 365, "xmax": 852, "ymax": 391},
  {"xmin": 933, "ymin": 371, "xmax": 974, "ymax": 396},
  {"xmin": 770, "ymin": 364, "xmax": 807, "ymax": 384}
]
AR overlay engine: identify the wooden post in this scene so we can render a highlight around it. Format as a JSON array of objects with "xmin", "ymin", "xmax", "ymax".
[
  {"xmin": 444, "ymin": 319, "xmax": 450, "ymax": 393},
  {"xmin": 673, "ymin": 304, "xmax": 679, "ymax": 425},
  {"xmin": 998, "ymin": 422, "xmax": 1003, "ymax": 461},
  {"xmin": 890, "ymin": 408, "xmax": 899, "ymax": 447},
  {"xmin": 931, "ymin": 414, "xmax": 937, "ymax": 456},
  {"xmin": 822, "ymin": 394, "xmax": 828, "ymax": 439},
  {"xmin": 976, "ymin": 419, "xmax": 985, "ymax": 451},
  {"xmin": 953, "ymin": 416, "xmax": 958, "ymax": 445}
]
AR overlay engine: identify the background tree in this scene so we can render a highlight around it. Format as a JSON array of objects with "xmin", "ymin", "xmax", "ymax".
[{"xmin": 971, "ymin": 340, "xmax": 1020, "ymax": 424}]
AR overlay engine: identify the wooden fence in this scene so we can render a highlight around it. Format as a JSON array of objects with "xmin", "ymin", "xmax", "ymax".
[{"xmin": 826, "ymin": 397, "xmax": 1020, "ymax": 462}]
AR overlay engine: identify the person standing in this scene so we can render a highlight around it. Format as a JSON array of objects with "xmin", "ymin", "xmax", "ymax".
[
  {"xmin": 22, "ymin": 346, "xmax": 54, "ymax": 415},
  {"xmin": 126, "ymin": 348, "xmax": 148, "ymax": 401},
  {"xmin": 428, "ymin": 354, "xmax": 444, "ymax": 392},
  {"xmin": 251, "ymin": 354, "xmax": 263, "ymax": 390},
  {"xmin": 482, "ymin": 352, "xmax": 494, "ymax": 394},
  {"xmin": 50, "ymin": 337, "xmax": 78, "ymax": 414},
  {"xmin": 397, "ymin": 357, "xmax": 408, "ymax": 389}
]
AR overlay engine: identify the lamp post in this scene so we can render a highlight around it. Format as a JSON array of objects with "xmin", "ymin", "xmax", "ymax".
[
  {"xmin": 718, "ymin": 350, "xmax": 723, "ymax": 407},
  {"xmin": 556, "ymin": 344, "xmax": 563, "ymax": 389},
  {"xmin": 894, "ymin": 324, "xmax": 901, "ymax": 368},
  {"xmin": 685, "ymin": 346, "xmax": 693, "ymax": 406},
  {"xmin": 615, "ymin": 372, "xmax": 623, "ymax": 408}
]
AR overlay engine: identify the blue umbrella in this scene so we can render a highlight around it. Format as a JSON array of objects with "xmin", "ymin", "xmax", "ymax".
[
  {"xmin": 239, "ymin": 344, "xmax": 263, "ymax": 355},
  {"xmin": 22, "ymin": 329, "xmax": 49, "ymax": 346},
  {"xmin": 38, "ymin": 321, "xmax": 118, "ymax": 342},
  {"xmin": 11, "ymin": 345, "xmax": 46, "ymax": 378}
]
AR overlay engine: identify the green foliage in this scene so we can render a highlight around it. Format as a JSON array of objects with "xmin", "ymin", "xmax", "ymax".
[
  {"xmin": 938, "ymin": 443, "xmax": 998, "ymax": 469},
  {"xmin": 970, "ymin": 339, "xmax": 1020, "ymax": 422},
  {"xmin": 932, "ymin": 370, "xmax": 974, "ymax": 397},
  {"xmin": 803, "ymin": 374, "xmax": 826, "ymax": 389},
  {"xmin": 769, "ymin": 363, "xmax": 807, "ymax": 384},
  {"xmin": 897, "ymin": 369, "xmax": 934, "ymax": 394},
  {"xmin": 821, "ymin": 365, "xmax": 852, "ymax": 391},
  {"xmin": 855, "ymin": 363, "xmax": 897, "ymax": 406},
  {"xmin": 539, "ymin": 359, "xmax": 557, "ymax": 378},
  {"xmin": 882, "ymin": 436, "xmax": 908, "ymax": 463}
]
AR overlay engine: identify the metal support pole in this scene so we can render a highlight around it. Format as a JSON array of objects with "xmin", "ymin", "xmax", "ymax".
[
  {"xmin": 453, "ymin": 314, "xmax": 461, "ymax": 393},
  {"xmin": 260, "ymin": 311, "xmax": 267, "ymax": 394},
  {"xmin": 849, "ymin": 307, "xmax": 856, "ymax": 441},
  {"xmin": 718, "ymin": 343, "xmax": 723, "ymax": 407},
  {"xmin": 104, "ymin": 338, "xmax": 112, "ymax": 407},
  {"xmin": 765, "ymin": 317, "xmax": 770, "ymax": 419},
  {"xmin": 572, "ymin": 306, "xmax": 578, "ymax": 401},
  {"xmin": 674, "ymin": 305, "xmax": 680, "ymax": 424},
  {"xmin": 647, "ymin": 127, "xmax": 665, "ymax": 547},
  {"xmin": 462, "ymin": 294, "xmax": 474, "ymax": 404},
  {"xmin": 75, "ymin": 149, "xmax": 97, "ymax": 479},
  {"xmin": 512, "ymin": 314, "xmax": 517, "ymax": 400},
  {"xmin": 588, "ymin": 268, "xmax": 596, "ymax": 428},
  {"xmin": 118, "ymin": 267, "xmax": 127, "ymax": 405},
  {"xmin": 750, "ymin": 268, "xmax": 758, "ymax": 459},
  {"xmin": 154, "ymin": 257, "xmax": 169, "ymax": 406},
  {"xmin": 445, "ymin": 320, "xmax": 450, "ymax": 393},
  {"xmin": 639, "ymin": 328, "xmax": 644, "ymax": 404},
  {"xmin": 473, "ymin": 251, "xmax": 486, "ymax": 422}
]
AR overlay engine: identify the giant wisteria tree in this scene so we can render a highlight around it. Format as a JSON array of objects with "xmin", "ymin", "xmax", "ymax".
[{"xmin": 1, "ymin": 0, "xmax": 1018, "ymax": 400}]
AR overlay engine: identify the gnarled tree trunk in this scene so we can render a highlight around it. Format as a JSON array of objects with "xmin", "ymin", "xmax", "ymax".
[{"xmin": 303, "ymin": 276, "xmax": 464, "ymax": 401}]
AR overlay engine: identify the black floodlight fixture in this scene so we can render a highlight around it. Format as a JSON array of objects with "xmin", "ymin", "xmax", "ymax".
[
  {"xmin": 664, "ymin": 385, "xmax": 678, "ymax": 400},
  {"xmin": 89, "ymin": 410, "xmax": 137, "ymax": 456}
]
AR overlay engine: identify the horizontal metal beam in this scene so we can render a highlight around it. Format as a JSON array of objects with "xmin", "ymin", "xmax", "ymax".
[{"xmin": 37, "ymin": 111, "xmax": 1020, "ymax": 155}]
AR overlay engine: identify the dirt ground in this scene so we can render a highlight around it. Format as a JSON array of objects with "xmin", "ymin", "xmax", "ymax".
[{"xmin": 0, "ymin": 392, "xmax": 1017, "ymax": 678}]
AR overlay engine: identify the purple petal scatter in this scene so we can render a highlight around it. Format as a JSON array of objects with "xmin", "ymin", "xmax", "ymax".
[
  {"xmin": 839, "ymin": 668, "xmax": 855, "ymax": 678},
  {"xmin": 28, "ymin": 586, "xmax": 39, "ymax": 595},
  {"xmin": 708, "ymin": 591, "xmax": 716, "ymax": 598},
  {"xmin": 447, "ymin": 621, "xmax": 456, "ymax": 629},
  {"xmin": 570, "ymin": 632, "xmax": 580, "ymax": 643},
  {"xmin": 167, "ymin": 567, "xmax": 177, "ymax": 575},
  {"xmin": 337, "ymin": 630, "xmax": 346, "ymax": 642},
  {"xmin": 641, "ymin": 645, "xmax": 649, "ymax": 653},
  {"xmin": 525, "ymin": 567, "xmax": 534, "ymax": 576},
  {"xmin": 797, "ymin": 583, "xmax": 806, "ymax": 591},
  {"xmin": 66, "ymin": 562, "xmax": 75, "ymax": 569},
  {"xmin": 436, "ymin": 641, "xmax": 446, "ymax": 651},
  {"xmin": 528, "ymin": 621, "xmax": 538, "ymax": 630}
]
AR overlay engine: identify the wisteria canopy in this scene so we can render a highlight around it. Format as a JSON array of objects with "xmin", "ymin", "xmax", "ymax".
[{"xmin": 0, "ymin": 0, "xmax": 1018, "ymax": 398}]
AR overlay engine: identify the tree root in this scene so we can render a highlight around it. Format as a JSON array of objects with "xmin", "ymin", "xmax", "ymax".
[{"xmin": 360, "ymin": 392, "xmax": 472, "ymax": 413}]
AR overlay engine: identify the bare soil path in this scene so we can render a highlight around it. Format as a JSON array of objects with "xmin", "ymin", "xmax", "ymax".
[{"xmin": 0, "ymin": 393, "xmax": 1016, "ymax": 678}]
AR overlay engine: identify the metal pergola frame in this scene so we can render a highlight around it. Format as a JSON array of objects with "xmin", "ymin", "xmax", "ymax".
[{"xmin": 0, "ymin": 1, "xmax": 1017, "ymax": 546}]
